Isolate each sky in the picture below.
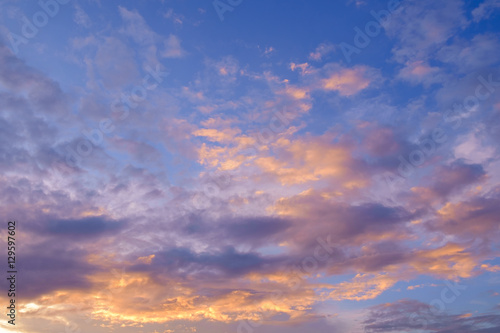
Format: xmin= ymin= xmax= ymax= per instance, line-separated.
xmin=0 ymin=0 xmax=500 ymax=332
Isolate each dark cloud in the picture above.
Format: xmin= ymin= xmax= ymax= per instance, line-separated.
xmin=348 ymin=241 xmax=410 ymax=272
xmin=131 ymin=198 xmax=418 ymax=282
xmin=46 ymin=216 xmax=126 ymax=236
xmin=0 ymin=42 xmax=76 ymax=178
xmin=275 ymin=192 xmax=415 ymax=247
xmin=364 ymin=299 xmax=500 ymax=333
xmin=405 ymin=160 xmax=487 ymax=207
xmin=9 ymin=241 xmax=99 ymax=299
xmin=224 ymin=217 xmax=290 ymax=242
xmin=133 ymin=246 xmax=284 ymax=281
xmin=0 ymin=43 xmax=69 ymax=117
xmin=177 ymin=215 xmax=290 ymax=248
xmin=425 ymin=187 xmax=500 ymax=240
xmin=430 ymin=161 xmax=485 ymax=196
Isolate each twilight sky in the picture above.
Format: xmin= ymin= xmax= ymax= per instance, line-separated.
xmin=1 ymin=0 xmax=500 ymax=332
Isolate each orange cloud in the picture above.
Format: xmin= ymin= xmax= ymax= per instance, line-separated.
xmin=321 ymin=67 xmax=371 ymax=96
xmin=16 ymin=268 xmax=322 ymax=328
xmin=255 ymin=137 xmax=368 ymax=188
xmin=398 ymin=60 xmax=440 ymax=84
xmin=410 ymin=243 xmax=479 ymax=279
xmin=193 ymin=128 xmax=241 ymax=143
xmin=284 ymin=86 xmax=310 ymax=99
xmin=430 ymin=195 xmax=500 ymax=239
xmin=324 ymin=273 xmax=400 ymax=301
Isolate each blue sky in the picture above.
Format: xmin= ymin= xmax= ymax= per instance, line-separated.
xmin=1 ymin=0 xmax=500 ymax=332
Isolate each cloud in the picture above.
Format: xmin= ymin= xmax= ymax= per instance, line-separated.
xmin=17 ymin=250 xmax=319 ymax=325
xmin=0 ymin=44 xmax=69 ymax=117
xmin=428 ymin=189 xmax=500 ymax=240
xmin=364 ymin=299 xmax=500 ymax=332
xmin=472 ymin=0 xmax=500 ymax=22
xmin=273 ymin=190 xmax=413 ymax=250
xmin=326 ymin=273 xmax=400 ymax=301
xmin=437 ymin=33 xmax=500 ymax=72
xmin=174 ymin=214 xmax=291 ymax=250
xmin=163 ymin=8 xmax=184 ymax=25
xmin=407 ymin=283 xmax=438 ymax=290
xmin=254 ymin=135 xmax=370 ymax=188
xmin=308 ymin=43 xmax=335 ymax=61
xmin=222 ymin=217 xmax=290 ymax=243
xmin=73 ymin=3 xmax=91 ymax=28
xmin=193 ymin=127 xmax=242 ymax=143
xmin=286 ymin=62 xmax=375 ymax=97
xmin=408 ymin=161 xmax=486 ymax=205
xmin=320 ymin=65 xmax=373 ymax=96
xmin=136 ymin=246 xmax=284 ymax=281
xmin=409 ymin=243 xmax=480 ymax=279
xmin=94 ymin=36 xmax=140 ymax=89
xmin=118 ymin=5 xmax=186 ymax=63
xmin=290 ymin=62 xmax=313 ymax=74
xmin=15 ymin=242 xmax=99 ymax=298
xmin=347 ymin=0 xmax=367 ymax=7
xmin=362 ymin=127 xmax=401 ymax=157
xmin=384 ymin=0 xmax=468 ymax=63
xmin=118 ymin=6 xmax=157 ymax=45
xmin=161 ymin=34 xmax=186 ymax=58
xmin=213 ymin=55 xmax=239 ymax=77
xmin=397 ymin=60 xmax=443 ymax=86
xmin=45 ymin=216 xmax=126 ymax=237
xmin=454 ymin=131 xmax=496 ymax=164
